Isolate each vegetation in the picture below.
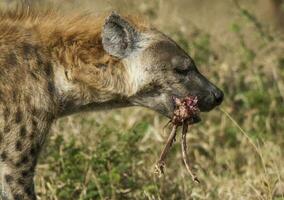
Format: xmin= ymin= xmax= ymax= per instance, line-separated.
xmin=3 ymin=0 xmax=284 ymax=199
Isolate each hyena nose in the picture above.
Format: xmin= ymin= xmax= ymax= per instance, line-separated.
xmin=212 ymin=89 xmax=224 ymax=105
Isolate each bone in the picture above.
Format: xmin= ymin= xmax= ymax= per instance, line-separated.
xmin=181 ymin=121 xmax=200 ymax=183
xmin=155 ymin=124 xmax=177 ymax=176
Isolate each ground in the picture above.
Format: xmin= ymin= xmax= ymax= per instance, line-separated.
xmin=1 ymin=0 xmax=284 ymax=199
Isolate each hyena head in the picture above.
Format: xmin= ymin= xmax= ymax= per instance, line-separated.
xmin=101 ymin=12 xmax=223 ymax=119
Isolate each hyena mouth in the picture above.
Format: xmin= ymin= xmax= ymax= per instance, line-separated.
xmin=171 ymin=96 xmax=201 ymax=125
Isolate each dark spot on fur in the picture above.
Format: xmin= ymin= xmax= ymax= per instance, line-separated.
xmin=21 ymin=170 xmax=30 ymax=178
xmin=4 ymin=107 xmax=10 ymax=121
xmin=29 ymin=165 xmax=36 ymax=172
xmin=30 ymin=147 xmax=36 ymax=157
xmin=30 ymin=131 xmax=36 ymax=139
xmin=32 ymin=119 xmax=37 ymax=128
xmin=47 ymin=81 xmax=54 ymax=93
xmin=22 ymin=43 xmax=33 ymax=58
xmin=15 ymin=141 xmax=23 ymax=151
xmin=17 ymin=178 xmax=25 ymax=185
xmin=13 ymin=194 xmax=23 ymax=200
xmin=31 ymin=108 xmax=38 ymax=116
xmin=21 ymin=155 xmax=29 ymax=164
xmin=35 ymin=49 xmax=44 ymax=64
xmin=5 ymin=174 xmax=14 ymax=183
xmin=96 ymin=63 xmax=108 ymax=69
xmin=0 ymin=151 xmax=7 ymax=161
xmin=32 ymin=157 xmax=37 ymax=167
xmin=30 ymin=71 xmax=39 ymax=80
xmin=36 ymin=58 xmax=44 ymax=68
xmin=25 ymin=96 xmax=31 ymax=105
xmin=4 ymin=125 xmax=11 ymax=133
xmin=6 ymin=53 xmax=18 ymax=66
xmin=15 ymin=109 xmax=22 ymax=123
xmin=16 ymin=155 xmax=29 ymax=167
xmin=44 ymin=62 xmax=53 ymax=76
xmin=12 ymin=90 xmax=17 ymax=102
xmin=24 ymin=185 xmax=34 ymax=197
xmin=20 ymin=126 xmax=27 ymax=138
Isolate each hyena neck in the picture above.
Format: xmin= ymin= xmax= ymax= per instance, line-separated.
xmin=37 ymin=15 xmax=137 ymax=116
xmin=52 ymin=62 xmax=133 ymax=117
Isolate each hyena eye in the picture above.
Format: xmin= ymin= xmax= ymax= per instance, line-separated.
xmin=172 ymin=57 xmax=192 ymax=75
xmin=174 ymin=67 xmax=190 ymax=75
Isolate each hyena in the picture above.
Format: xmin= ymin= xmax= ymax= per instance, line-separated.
xmin=0 ymin=8 xmax=223 ymax=200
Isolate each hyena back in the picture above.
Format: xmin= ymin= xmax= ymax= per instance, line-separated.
xmin=0 ymin=8 xmax=223 ymax=200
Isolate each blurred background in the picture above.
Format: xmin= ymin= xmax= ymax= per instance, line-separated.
xmin=1 ymin=0 xmax=284 ymax=199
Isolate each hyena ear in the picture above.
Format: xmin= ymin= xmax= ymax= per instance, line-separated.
xmin=102 ymin=12 xmax=139 ymax=58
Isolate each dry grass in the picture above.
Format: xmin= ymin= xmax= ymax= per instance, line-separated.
xmin=2 ymin=0 xmax=284 ymax=199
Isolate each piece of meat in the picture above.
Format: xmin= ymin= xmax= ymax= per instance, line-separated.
xmin=155 ymin=96 xmax=200 ymax=183
xmin=172 ymin=96 xmax=199 ymax=125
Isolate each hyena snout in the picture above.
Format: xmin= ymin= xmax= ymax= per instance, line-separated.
xmin=193 ymin=85 xmax=223 ymax=112
xmin=188 ymin=72 xmax=224 ymax=112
